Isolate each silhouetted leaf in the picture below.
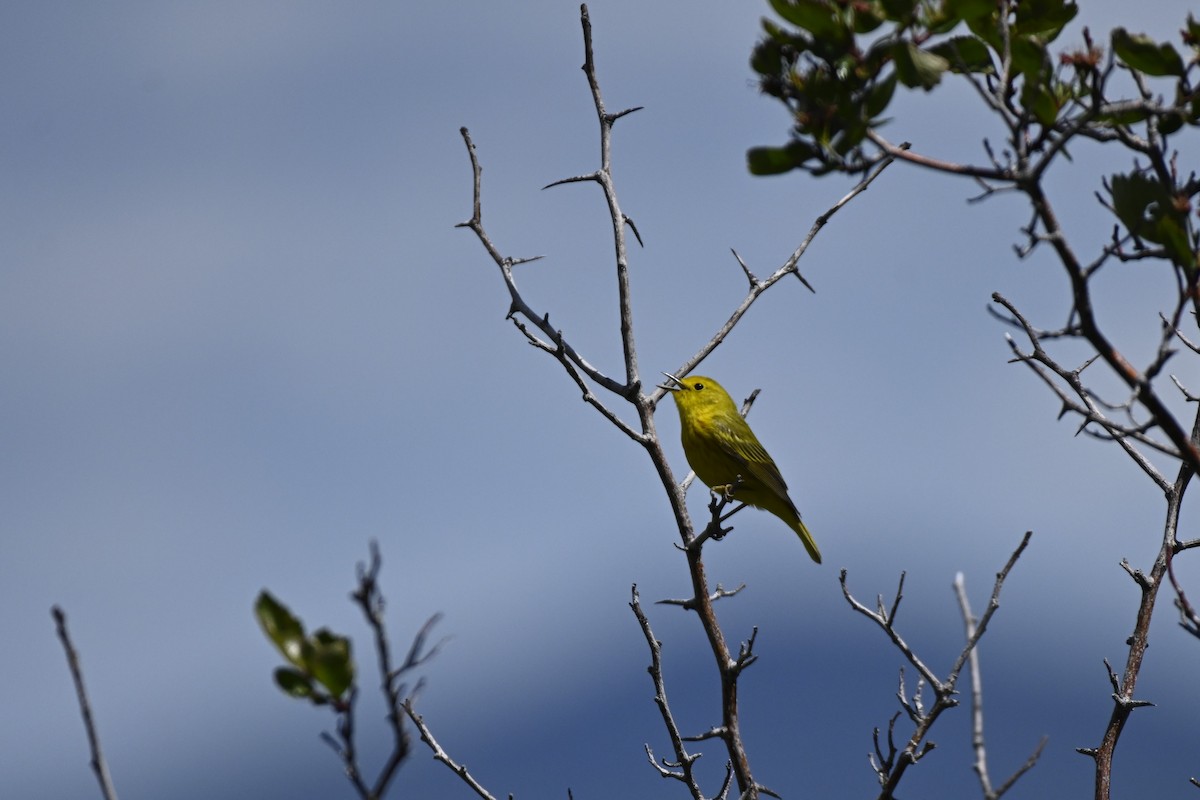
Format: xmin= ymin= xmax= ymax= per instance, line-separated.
xmin=929 ymin=36 xmax=995 ymax=74
xmin=274 ymin=667 xmax=317 ymax=699
xmin=865 ymin=73 xmax=898 ymax=118
xmin=1011 ymin=35 xmax=1049 ymax=78
xmin=1112 ymin=28 xmax=1186 ymax=76
xmin=1185 ymin=14 xmax=1200 ymax=51
xmin=308 ymin=628 xmax=354 ymax=699
xmin=943 ymin=0 xmax=995 ymax=21
xmin=851 ymin=1 xmax=886 ymax=33
xmin=1021 ymin=80 xmax=1060 ymax=125
xmin=1013 ymin=0 xmax=1077 ymax=40
xmin=1110 ymin=172 xmax=1196 ymax=270
xmin=769 ymin=0 xmax=844 ymax=41
xmin=747 ymin=142 xmax=817 ymax=175
xmin=892 ymin=41 xmax=949 ymax=89
xmin=880 ymin=0 xmax=917 ymax=21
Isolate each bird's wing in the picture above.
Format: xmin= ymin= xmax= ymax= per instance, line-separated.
xmin=712 ymin=417 xmax=792 ymax=501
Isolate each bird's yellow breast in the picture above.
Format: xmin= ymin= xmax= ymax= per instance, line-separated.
xmin=680 ymin=415 xmax=743 ymax=488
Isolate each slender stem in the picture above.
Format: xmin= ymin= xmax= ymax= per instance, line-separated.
xmin=630 ymin=585 xmax=705 ymax=799
xmin=954 ymin=574 xmax=994 ymax=799
xmin=403 ymin=700 xmax=499 ymax=800
xmin=578 ymin=5 xmax=641 ymax=391
xmin=1089 ymin=404 xmax=1200 ymax=800
xmin=1023 ymin=183 xmax=1200 ymax=475
xmin=52 ymin=607 xmax=119 ymax=800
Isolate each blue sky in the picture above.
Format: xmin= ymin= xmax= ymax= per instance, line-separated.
xmin=3 ymin=2 xmax=1198 ymax=798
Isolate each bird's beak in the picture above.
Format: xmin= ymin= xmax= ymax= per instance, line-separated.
xmin=658 ymin=371 xmax=683 ymax=391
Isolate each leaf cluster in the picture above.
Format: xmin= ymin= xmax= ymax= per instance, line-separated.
xmin=749 ymin=0 xmax=1200 ymax=181
xmin=255 ymin=590 xmax=355 ymax=705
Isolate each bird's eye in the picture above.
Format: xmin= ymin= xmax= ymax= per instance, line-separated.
xmin=693 ymin=382 xmax=704 ymax=391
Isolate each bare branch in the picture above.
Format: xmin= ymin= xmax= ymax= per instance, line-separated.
xmin=947 ymin=532 xmax=1032 ymax=680
xmin=461 ymin=8 xmax=899 ymax=798
xmin=955 ymin=569 xmax=1045 ymax=799
xmin=658 ymin=583 xmax=747 ymax=609
xmin=993 ymin=737 xmax=1048 ymax=798
xmin=994 ymin=292 xmax=1172 ymax=493
xmin=403 ymin=699 xmax=500 ymax=800
xmin=1085 ymin=404 xmax=1200 ymax=797
xmin=630 ymin=585 xmax=705 ymax=799
xmin=1168 ymin=549 xmax=1200 ymax=639
xmin=325 ymin=541 xmax=450 ymax=800
xmin=655 ymin=151 xmax=899 ymax=403
xmin=844 ymin=532 xmax=1033 ymax=799
xmin=52 ymin=607 xmax=119 ymax=800
xmin=840 ymin=571 xmax=944 ymax=692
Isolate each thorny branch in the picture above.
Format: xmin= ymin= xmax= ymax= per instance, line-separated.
xmin=1075 ymin=404 xmax=1200 ymax=800
xmin=848 ymin=2 xmax=1200 ymax=481
xmin=842 ymin=18 xmax=1200 ymax=795
xmin=652 ymin=151 xmax=900 ymax=403
xmin=992 ymin=292 xmax=1174 ymax=490
xmin=1168 ymin=551 xmax=1200 ymax=640
xmin=456 ymin=6 xmax=894 ymax=799
xmin=325 ymin=542 xmax=447 ymax=800
xmin=840 ymin=532 xmax=1033 ymax=799
xmin=994 ymin=287 xmax=1200 ymax=796
xmin=630 ymin=585 xmax=710 ymax=800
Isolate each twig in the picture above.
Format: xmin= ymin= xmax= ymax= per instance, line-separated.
xmin=994 ymin=292 xmax=1172 ymax=493
xmin=954 ymin=571 xmax=1045 ymax=799
xmin=52 ymin=606 xmax=119 ymax=800
xmin=327 ymin=541 xmax=449 ymax=800
xmin=843 ymin=532 xmax=1033 ymax=799
xmin=840 ymin=572 xmax=944 ymax=691
xmin=1168 ymin=549 xmax=1200 ymax=639
xmin=456 ymin=126 xmax=632 ymax=409
xmin=459 ymin=7 xmax=897 ymax=798
xmin=658 ymin=150 xmax=899 ymax=399
xmin=403 ymin=699 xmax=500 ymax=800
xmin=630 ymin=585 xmax=705 ymax=799
xmin=1082 ymin=404 xmax=1200 ymax=798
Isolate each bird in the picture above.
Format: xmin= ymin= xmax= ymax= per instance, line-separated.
xmin=660 ymin=373 xmax=821 ymax=563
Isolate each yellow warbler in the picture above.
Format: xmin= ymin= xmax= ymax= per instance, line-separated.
xmin=661 ymin=374 xmax=821 ymax=563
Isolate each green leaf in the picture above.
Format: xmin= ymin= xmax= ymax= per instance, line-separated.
xmin=1112 ymin=28 xmax=1186 ymax=77
xmin=274 ymin=667 xmax=317 ymax=699
xmin=1160 ymin=111 xmax=1185 ymax=136
xmin=1012 ymin=0 xmax=1077 ymax=41
xmin=1110 ymin=172 xmax=1196 ymax=270
xmin=864 ymin=73 xmax=898 ymax=119
xmin=1020 ymin=80 xmax=1061 ymax=126
xmin=1010 ymin=35 xmax=1049 ymax=78
xmin=255 ymin=591 xmax=306 ymax=666
xmin=892 ymin=41 xmax=949 ymax=89
xmin=308 ymin=628 xmax=355 ymax=699
xmin=747 ymin=142 xmax=817 ymax=175
xmin=879 ymin=0 xmax=917 ymax=21
xmin=768 ymin=0 xmax=843 ymax=41
xmin=1110 ymin=172 xmax=1162 ymax=233
xmin=928 ymin=36 xmax=995 ymax=74
xmin=1185 ymin=14 xmax=1200 ymax=51
xmin=750 ymin=37 xmax=785 ymax=76
xmin=851 ymin=1 xmax=886 ymax=33
xmin=943 ymin=0 xmax=995 ymax=22
xmin=965 ymin=12 xmax=1001 ymax=51
xmin=1097 ymin=106 xmax=1151 ymax=127
xmin=1158 ymin=221 xmax=1196 ymax=271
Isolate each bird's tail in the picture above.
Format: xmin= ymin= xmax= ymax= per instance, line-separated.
xmin=792 ymin=517 xmax=822 ymax=564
